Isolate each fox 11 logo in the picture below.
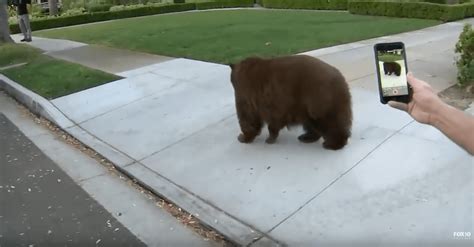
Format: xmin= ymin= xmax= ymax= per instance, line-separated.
xmin=453 ymin=231 xmax=471 ymax=240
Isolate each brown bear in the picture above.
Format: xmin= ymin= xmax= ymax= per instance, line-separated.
xmin=229 ymin=55 xmax=352 ymax=150
xmin=383 ymin=61 xmax=401 ymax=76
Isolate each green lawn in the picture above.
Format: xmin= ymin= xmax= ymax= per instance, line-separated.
xmin=378 ymin=53 xmax=403 ymax=62
xmin=0 ymin=44 xmax=41 ymax=67
xmin=0 ymin=44 xmax=120 ymax=99
xmin=36 ymin=10 xmax=440 ymax=64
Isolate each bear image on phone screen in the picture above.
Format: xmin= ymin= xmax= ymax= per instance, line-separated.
xmin=377 ymin=49 xmax=408 ymax=97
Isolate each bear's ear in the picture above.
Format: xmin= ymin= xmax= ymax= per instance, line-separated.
xmin=229 ymin=63 xmax=235 ymax=69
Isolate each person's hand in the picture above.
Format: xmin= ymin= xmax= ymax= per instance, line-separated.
xmin=388 ymin=73 xmax=444 ymax=125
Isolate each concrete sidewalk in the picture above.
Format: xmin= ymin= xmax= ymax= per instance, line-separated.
xmin=7 ymin=20 xmax=474 ymax=246
xmin=11 ymin=34 xmax=173 ymax=74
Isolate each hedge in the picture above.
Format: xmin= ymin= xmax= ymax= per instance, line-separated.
xmin=466 ymin=2 xmax=474 ymax=16
xmin=9 ymin=1 xmax=252 ymax=34
xmin=195 ymin=0 xmax=254 ymax=10
xmin=348 ymin=1 xmax=474 ymax=22
xmin=86 ymin=4 xmax=114 ymax=13
xmin=261 ymin=0 xmax=349 ymax=10
xmin=422 ymin=0 xmax=447 ymax=4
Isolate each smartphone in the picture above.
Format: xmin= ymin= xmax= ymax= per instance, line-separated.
xmin=374 ymin=42 xmax=411 ymax=104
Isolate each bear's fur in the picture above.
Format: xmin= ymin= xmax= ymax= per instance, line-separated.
xmin=229 ymin=55 xmax=352 ymax=150
xmin=383 ymin=61 xmax=401 ymax=76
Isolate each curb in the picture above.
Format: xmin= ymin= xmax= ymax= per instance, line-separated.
xmin=0 ymin=74 xmax=75 ymax=129
xmin=0 ymin=74 xmax=281 ymax=246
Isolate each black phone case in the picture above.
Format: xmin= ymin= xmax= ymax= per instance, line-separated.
xmin=374 ymin=42 xmax=411 ymax=104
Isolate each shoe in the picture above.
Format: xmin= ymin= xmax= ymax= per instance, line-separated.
xmin=25 ymin=38 xmax=32 ymax=42
xmin=20 ymin=38 xmax=27 ymax=42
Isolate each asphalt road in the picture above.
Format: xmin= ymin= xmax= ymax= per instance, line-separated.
xmin=0 ymin=113 xmax=146 ymax=247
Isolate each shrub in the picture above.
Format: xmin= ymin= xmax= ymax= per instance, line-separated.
xmin=86 ymin=3 xmax=113 ymax=12
xmin=9 ymin=16 xmax=17 ymax=25
xmin=348 ymin=1 xmax=473 ymax=21
xmin=61 ymin=0 xmax=85 ymax=11
xmin=261 ymin=0 xmax=349 ymax=10
xmin=30 ymin=3 xmax=44 ymax=16
xmin=465 ymin=2 xmax=474 ymax=16
xmin=455 ymin=24 xmax=474 ymax=85
xmin=195 ymin=0 xmax=254 ymax=9
xmin=62 ymin=7 xmax=87 ymax=16
xmin=441 ymin=4 xmax=467 ymax=20
xmin=110 ymin=4 xmax=147 ymax=11
xmin=115 ymin=3 xmax=169 ymax=12
xmin=422 ymin=0 xmax=447 ymax=4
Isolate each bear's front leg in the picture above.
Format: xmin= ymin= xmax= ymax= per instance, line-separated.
xmin=236 ymin=99 xmax=262 ymax=144
xmin=238 ymin=120 xmax=262 ymax=143
xmin=238 ymin=133 xmax=256 ymax=143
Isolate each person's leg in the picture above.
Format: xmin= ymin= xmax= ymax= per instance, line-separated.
xmin=18 ymin=15 xmax=27 ymax=41
xmin=21 ymin=14 xmax=32 ymax=41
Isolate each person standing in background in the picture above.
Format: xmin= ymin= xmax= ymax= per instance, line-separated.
xmin=14 ymin=0 xmax=32 ymax=42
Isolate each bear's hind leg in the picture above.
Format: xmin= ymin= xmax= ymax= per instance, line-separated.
xmin=322 ymin=131 xmax=349 ymax=150
xmin=318 ymin=113 xmax=351 ymax=150
xmin=298 ymin=120 xmax=322 ymax=143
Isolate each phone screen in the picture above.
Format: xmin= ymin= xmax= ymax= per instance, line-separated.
xmin=376 ymin=48 xmax=408 ymax=98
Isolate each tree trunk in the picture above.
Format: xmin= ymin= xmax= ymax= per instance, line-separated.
xmin=49 ymin=0 xmax=58 ymax=16
xmin=0 ymin=0 xmax=13 ymax=43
